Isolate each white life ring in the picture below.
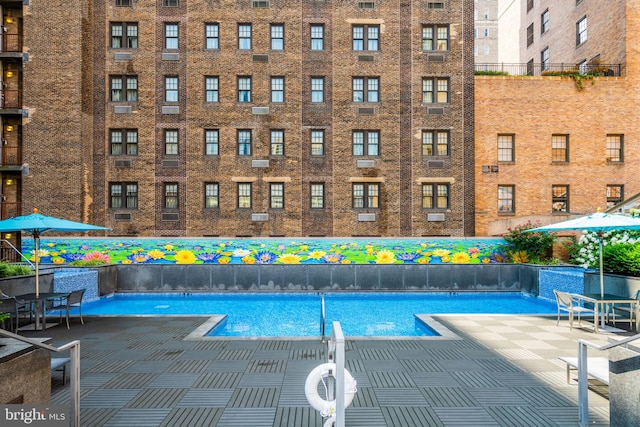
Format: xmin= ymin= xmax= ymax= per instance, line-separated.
xmin=305 ymin=362 xmax=357 ymax=418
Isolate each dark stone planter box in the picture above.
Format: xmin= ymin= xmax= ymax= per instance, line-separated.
xmin=584 ymin=271 xmax=640 ymax=297
xmin=0 ymin=271 xmax=54 ymax=296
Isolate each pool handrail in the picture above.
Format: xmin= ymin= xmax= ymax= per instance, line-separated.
xmin=320 ymin=293 xmax=326 ymax=342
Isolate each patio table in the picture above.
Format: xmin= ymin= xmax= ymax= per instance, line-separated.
xmin=575 ymin=293 xmax=636 ymax=333
xmin=15 ymin=292 xmax=69 ymax=331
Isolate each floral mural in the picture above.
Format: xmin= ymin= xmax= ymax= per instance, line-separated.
xmin=21 ymin=238 xmax=510 ymax=265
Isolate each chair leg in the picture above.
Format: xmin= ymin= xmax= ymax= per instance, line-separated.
xmin=66 ymin=306 xmax=70 ymax=329
xmin=79 ymin=305 xmax=83 ymax=325
xmin=569 ymin=311 xmax=573 ymax=330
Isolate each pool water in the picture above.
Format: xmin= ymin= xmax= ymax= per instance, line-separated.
xmin=78 ymin=292 xmax=557 ymax=337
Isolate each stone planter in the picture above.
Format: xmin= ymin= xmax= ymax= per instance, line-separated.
xmin=0 ymin=271 xmax=54 ymax=296
xmin=584 ymin=271 xmax=640 ymax=297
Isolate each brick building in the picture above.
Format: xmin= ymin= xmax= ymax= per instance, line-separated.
xmin=0 ymin=0 xmax=475 ymax=240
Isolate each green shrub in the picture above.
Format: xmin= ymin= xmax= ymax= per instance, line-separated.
xmin=503 ymin=221 xmax=556 ymax=262
xmin=0 ymin=262 xmax=32 ymax=278
xmin=70 ymin=259 xmax=108 ymax=266
xmin=602 ymin=243 xmax=640 ymax=277
xmin=474 ymin=70 xmax=509 ymax=76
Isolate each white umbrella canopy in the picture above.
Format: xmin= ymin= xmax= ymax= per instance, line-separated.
xmin=0 ymin=209 xmax=110 ymax=296
xmin=527 ymin=211 xmax=640 ymax=299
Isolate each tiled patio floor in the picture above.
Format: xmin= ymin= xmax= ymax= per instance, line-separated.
xmin=22 ymin=314 xmax=616 ymax=426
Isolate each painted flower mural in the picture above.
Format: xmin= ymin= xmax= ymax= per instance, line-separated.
xmin=20 ymin=238 xmax=510 ymax=265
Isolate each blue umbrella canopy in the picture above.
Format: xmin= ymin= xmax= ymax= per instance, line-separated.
xmin=0 ymin=209 xmax=109 ymax=296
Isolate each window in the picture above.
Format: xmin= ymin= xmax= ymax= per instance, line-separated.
xmin=498 ymin=185 xmax=514 ymax=213
xmin=115 ymin=0 xmax=132 ymax=6
xmin=271 ymin=130 xmax=284 ymax=156
xmin=271 ymin=24 xmax=284 ymax=50
xmin=110 ymin=182 xmax=138 ymax=209
xmin=422 ymin=77 xmax=449 ymax=103
xmin=541 ymin=47 xmax=549 ymax=71
xmin=352 ymin=25 xmax=379 ymax=51
xmin=541 ymin=9 xmax=549 ymax=34
xmin=527 ymin=59 xmax=534 ymax=75
xmin=422 ymin=130 xmax=449 ymax=156
xmin=422 ymin=25 xmax=449 ymax=51
xmin=111 ymin=22 xmax=138 ymax=49
xmin=606 ymin=134 xmax=623 ymax=162
xmin=576 ymin=16 xmax=587 ymax=45
xmin=205 ymin=129 xmax=219 ymax=155
xmin=205 ymin=23 xmax=219 ymax=49
xmin=311 ymin=130 xmax=324 ymax=156
xmin=110 ymin=129 xmax=138 ymax=155
xmin=578 ymin=59 xmax=588 ymax=74
xmin=164 ymin=130 xmax=179 ymax=155
xmin=237 ymin=130 xmax=252 ymax=155
xmin=484 ymin=29 xmax=489 ymax=37
xmin=527 ymin=0 xmax=533 ymax=12
xmin=352 ymin=77 xmax=379 ymax=103
xmin=311 ymin=25 xmax=324 ymax=50
xmin=353 ymin=183 xmax=380 ymax=208
xmin=311 ymin=183 xmax=325 ymax=208
xmin=607 ymin=185 xmax=624 ymax=208
xmin=552 ymin=185 xmax=568 ymax=212
xmin=238 ymin=183 xmax=252 ymax=208
xmin=497 ymin=134 xmax=514 ymax=162
xmin=526 ymin=24 xmax=534 ymax=47
xmin=165 ymin=23 xmax=178 ymax=49
xmin=238 ymin=24 xmax=252 ymax=50
xmin=238 ymin=76 xmax=251 ymax=102
xmin=205 ymin=183 xmax=219 ymax=208
xmin=165 ymin=76 xmax=178 ymax=102
xmin=163 ymin=0 xmax=179 ymax=6
xmin=353 ymin=130 xmax=379 ymax=156
xmin=205 ymin=76 xmax=219 ymax=103
xmin=422 ymin=183 xmax=449 ymax=209
xmin=164 ymin=183 xmax=178 ymax=209
xmin=311 ymin=77 xmax=324 ymax=103
xmin=552 ymin=134 xmax=568 ymax=162
xmin=110 ymin=75 xmax=137 ymax=101
xmin=271 ymin=77 xmax=284 ymax=103
xmin=270 ymin=183 xmax=284 ymax=209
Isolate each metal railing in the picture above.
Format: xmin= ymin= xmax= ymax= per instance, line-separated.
xmin=327 ymin=322 xmax=346 ymax=427
xmin=577 ymin=333 xmax=640 ymax=426
xmin=475 ymin=62 xmax=622 ymax=77
xmin=0 ymin=239 xmax=32 ymax=266
xmin=0 ymin=329 xmax=80 ymax=427
xmin=320 ymin=293 xmax=326 ymax=342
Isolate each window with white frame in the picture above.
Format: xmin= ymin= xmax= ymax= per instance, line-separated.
xmin=110 ymin=129 xmax=138 ymax=155
xmin=353 ymin=25 xmax=379 ymax=51
xmin=205 ymin=76 xmax=219 ymax=103
xmin=422 ymin=77 xmax=449 ymax=103
xmin=110 ymin=75 xmax=137 ymax=101
xmin=164 ymin=130 xmax=179 ymax=155
xmin=311 ymin=24 xmax=324 ymax=50
xmin=311 ymin=183 xmax=325 ymax=208
xmin=353 ymin=183 xmax=380 ymax=208
xmin=422 ymin=130 xmax=449 ymax=156
xmin=311 ymin=130 xmax=324 ymax=156
xmin=165 ymin=76 xmax=178 ymax=102
xmin=238 ymin=24 xmax=252 ymax=50
xmin=422 ymin=183 xmax=449 ymax=209
xmin=498 ymin=185 xmax=514 ymax=213
xmin=164 ymin=183 xmax=179 ymax=209
xmin=205 ymin=23 xmax=219 ymax=49
xmin=205 ymin=183 xmax=219 ymax=208
xmin=238 ymin=183 xmax=252 ymax=208
xmin=352 ymin=77 xmax=379 ymax=103
xmin=111 ymin=22 xmax=138 ymax=49
xmin=271 ymin=24 xmax=284 ymax=50
xmin=541 ymin=47 xmax=549 ymax=71
xmin=552 ymin=134 xmax=568 ymax=162
xmin=270 ymin=183 xmax=284 ymax=209
xmin=165 ymin=23 xmax=178 ymax=49
xmin=204 ymin=129 xmax=219 ymax=155
xmin=541 ymin=9 xmax=549 ymax=34
xmin=497 ymin=134 xmax=514 ymax=162
xmin=238 ymin=76 xmax=251 ymax=102
xmin=576 ymin=16 xmax=587 ymax=45
xmin=271 ymin=76 xmax=284 ymax=103
xmin=271 ymin=130 xmax=284 ymax=156
xmin=311 ymin=77 xmax=324 ymax=102
xmin=237 ymin=130 xmax=252 ymax=155
xmin=110 ymin=182 xmax=138 ymax=208
xmin=353 ymin=130 xmax=379 ymax=156
xmin=422 ymin=25 xmax=449 ymax=51
xmin=606 ymin=134 xmax=623 ymax=162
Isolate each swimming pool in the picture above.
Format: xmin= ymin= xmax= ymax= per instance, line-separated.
xmin=78 ymin=292 xmax=557 ymax=338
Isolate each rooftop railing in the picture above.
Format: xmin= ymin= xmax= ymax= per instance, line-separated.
xmin=475 ymin=62 xmax=622 ymax=77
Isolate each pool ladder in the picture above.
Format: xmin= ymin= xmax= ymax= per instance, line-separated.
xmin=320 ymin=293 xmax=326 ymax=342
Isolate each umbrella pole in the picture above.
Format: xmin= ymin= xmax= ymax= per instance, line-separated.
xmin=35 ymin=235 xmax=39 ymax=298
xmin=598 ymin=233 xmax=605 ymax=328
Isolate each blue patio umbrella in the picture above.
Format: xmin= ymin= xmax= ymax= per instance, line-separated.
xmin=0 ymin=209 xmax=110 ymax=297
xmin=527 ymin=211 xmax=640 ymax=300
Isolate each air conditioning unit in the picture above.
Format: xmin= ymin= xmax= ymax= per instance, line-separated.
xmin=358 ymin=2 xmax=375 ymax=8
xmin=358 ymin=55 xmax=374 ymax=62
xmin=252 ymin=107 xmax=269 ymax=115
xmin=252 ymin=0 xmax=269 ymax=7
xmin=161 ymin=53 xmax=180 ymax=61
xmin=427 ymin=107 xmax=445 ymax=115
xmin=426 ymin=54 xmax=445 ymax=62
xmin=356 ymin=159 xmax=376 ymax=168
xmin=252 ymin=54 xmax=269 ymax=63
xmin=161 ymin=213 xmax=179 ymax=221
xmin=358 ymin=107 xmax=375 ymax=115
xmin=113 ymin=105 xmax=132 ymax=114
xmin=114 ymin=52 xmax=132 ymax=61
xmin=114 ymin=213 xmax=131 ymax=220
xmin=358 ymin=213 xmax=376 ymax=222
xmin=251 ymin=213 xmax=269 ymax=222
xmin=427 ymin=160 xmax=445 ymax=169
xmin=162 ymin=159 xmax=180 ymax=168
xmin=427 ymin=213 xmax=445 ymax=222
xmin=427 ymin=2 xmax=445 ymax=9
xmin=114 ymin=159 xmax=132 ymax=168
xmin=162 ymin=106 xmax=179 ymax=115
xmin=251 ymin=159 xmax=270 ymax=168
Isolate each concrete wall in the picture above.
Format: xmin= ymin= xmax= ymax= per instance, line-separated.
xmin=0 ymin=347 xmax=50 ymax=404
xmin=609 ymin=343 xmax=640 ymax=427
xmin=584 ymin=272 xmax=640 ymax=298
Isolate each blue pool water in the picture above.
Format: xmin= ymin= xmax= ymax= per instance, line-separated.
xmin=78 ymin=292 xmax=557 ymax=337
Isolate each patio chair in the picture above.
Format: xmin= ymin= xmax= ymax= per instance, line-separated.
xmin=51 ymin=289 xmax=86 ymax=329
xmin=554 ymin=290 xmax=595 ymax=330
xmin=612 ymin=290 xmax=640 ymax=332
xmin=0 ymin=296 xmax=32 ymax=332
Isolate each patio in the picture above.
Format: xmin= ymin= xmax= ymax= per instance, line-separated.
xmin=23 ymin=314 xmax=615 ymax=426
